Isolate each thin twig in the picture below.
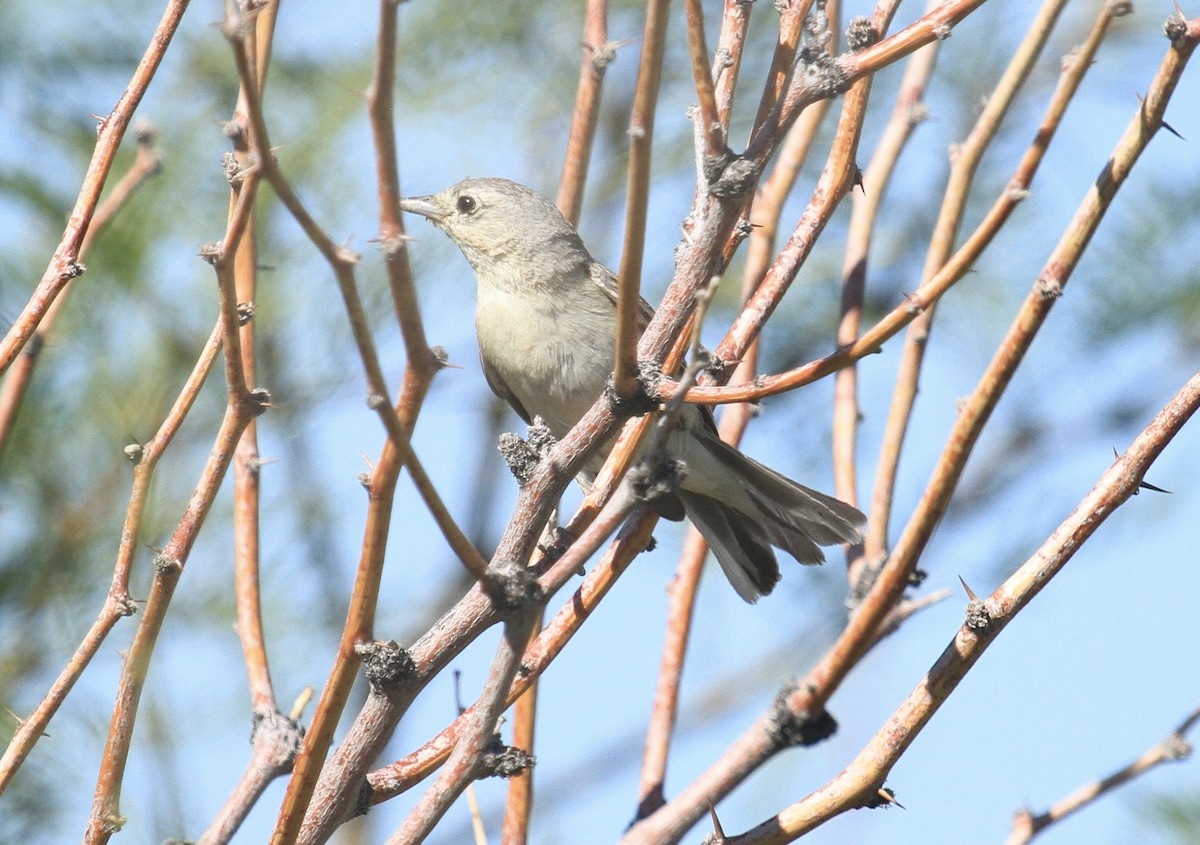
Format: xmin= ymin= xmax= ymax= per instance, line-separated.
xmin=671 ymin=0 xmax=1130 ymax=409
xmin=0 ymin=0 xmax=191 ymax=375
xmin=776 ymin=0 xmax=1198 ymax=782
xmin=365 ymin=507 xmax=657 ymax=803
xmin=834 ymin=0 xmax=939 ymax=522
xmin=621 ymin=14 xmax=1200 ymax=844
xmin=868 ymin=0 xmax=1072 ymax=555
xmin=0 ymin=320 xmax=222 ymax=793
xmin=385 ymin=616 xmax=538 ymax=845
xmin=734 ymin=368 xmax=1200 ymax=843
xmin=0 ymin=130 xmax=163 ymax=460
xmin=684 ymin=0 xmax=724 ymax=160
xmin=558 ymin=0 xmax=612 ymax=226
xmin=613 ymin=0 xmax=671 ymax=400
xmin=710 ymin=0 xmax=754 ymax=130
xmin=1006 ymin=704 xmax=1200 ymax=845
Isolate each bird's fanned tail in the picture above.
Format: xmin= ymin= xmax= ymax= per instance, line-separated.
xmin=677 ymin=434 xmax=865 ymax=603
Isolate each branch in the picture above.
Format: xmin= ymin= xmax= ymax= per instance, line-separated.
xmin=868 ymin=0 xmax=1079 ymax=553
xmin=0 ymin=0 xmax=191 ymax=375
xmin=732 ymin=365 xmax=1200 ymax=843
xmin=1006 ymin=704 xmax=1200 ymax=845
xmin=0 ymin=127 xmax=163 ymax=460
xmin=556 ymin=0 xmax=612 ymax=225
xmin=614 ymin=0 xmax=672 ymax=400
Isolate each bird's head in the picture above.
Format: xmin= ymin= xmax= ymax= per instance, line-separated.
xmin=400 ymin=178 xmax=591 ymax=283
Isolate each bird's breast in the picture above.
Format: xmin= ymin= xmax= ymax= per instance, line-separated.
xmin=475 ymin=283 xmax=616 ymax=437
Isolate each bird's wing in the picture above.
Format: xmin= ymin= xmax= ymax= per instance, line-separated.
xmin=480 ymin=352 xmax=533 ymax=424
xmin=590 ymin=261 xmax=723 ymax=436
xmin=589 ymin=262 xmax=655 ymax=333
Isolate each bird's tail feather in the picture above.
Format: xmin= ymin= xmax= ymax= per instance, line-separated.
xmin=678 ymin=435 xmax=865 ymax=603
xmin=679 ymin=492 xmax=779 ymax=603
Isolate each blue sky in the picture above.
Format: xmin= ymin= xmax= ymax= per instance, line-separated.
xmin=2 ymin=1 xmax=1199 ymax=843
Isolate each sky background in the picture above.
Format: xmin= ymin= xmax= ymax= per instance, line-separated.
xmin=2 ymin=1 xmax=1199 ymax=843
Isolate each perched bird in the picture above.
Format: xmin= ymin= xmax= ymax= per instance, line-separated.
xmin=400 ymin=177 xmax=863 ymax=601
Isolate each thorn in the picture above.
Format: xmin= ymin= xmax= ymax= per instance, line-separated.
xmin=5 ymin=708 xmax=50 ymax=738
xmin=708 ymin=800 xmax=726 ymax=840
xmin=1161 ymin=119 xmax=1185 ymax=141
xmin=877 ymin=786 xmax=905 ymax=809
xmin=1113 ymin=447 xmax=1172 ymax=494
xmin=957 ymin=575 xmax=979 ymax=602
xmin=453 ymin=669 xmax=467 ymax=715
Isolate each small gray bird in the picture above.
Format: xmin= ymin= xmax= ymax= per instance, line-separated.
xmin=400 ymin=177 xmax=863 ymax=601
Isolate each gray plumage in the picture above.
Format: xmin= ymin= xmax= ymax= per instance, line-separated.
xmin=400 ymin=177 xmax=863 ymax=602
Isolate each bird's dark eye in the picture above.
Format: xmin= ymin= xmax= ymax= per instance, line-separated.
xmin=456 ymin=195 xmax=477 ymax=214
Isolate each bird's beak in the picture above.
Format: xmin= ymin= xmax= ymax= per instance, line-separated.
xmin=399 ymin=195 xmax=448 ymax=222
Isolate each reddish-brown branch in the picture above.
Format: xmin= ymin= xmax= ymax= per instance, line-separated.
xmin=0 ymin=320 xmax=222 ymax=791
xmin=710 ymin=0 xmax=753 ymax=130
xmin=229 ymin=1 xmax=283 ymax=724
xmin=747 ymin=0 xmax=814 ymax=141
xmin=731 ymin=367 xmax=1200 ymax=843
xmin=0 ymin=132 xmax=163 ymax=460
xmin=499 ymin=613 xmax=542 ymax=845
xmin=868 ymin=0 xmax=1073 ymax=555
xmin=1006 ymin=704 xmax=1200 ymax=845
xmin=557 ymin=0 xmax=611 ymax=225
xmin=387 ymin=615 xmax=538 ymax=845
xmin=684 ymin=0 xmax=724 ymax=159
xmin=746 ymin=0 xmax=987 ymax=168
xmin=623 ymin=16 xmax=1199 ymax=843
xmin=613 ymin=0 xmax=671 ymax=400
xmin=0 ymin=0 xmax=191 ymax=376
xmin=669 ymin=0 xmax=1131 ymax=411
xmin=87 ymin=384 xmax=267 ymax=844
xmin=365 ymin=508 xmax=657 ymax=804
xmin=834 ymin=1 xmax=939 ymax=523
xmin=780 ymin=0 xmax=1198 ymax=767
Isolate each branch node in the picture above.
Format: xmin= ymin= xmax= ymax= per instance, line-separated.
xmin=498 ymin=418 xmax=556 ymax=486
xmin=245 ymin=387 xmax=272 ymax=417
xmin=606 ymin=363 xmax=663 ymax=417
xmin=710 ymin=154 xmax=762 ymax=199
xmin=153 ymin=552 xmax=183 ymax=576
xmin=629 ymin=450 xmax=687 ymax=505
xmin=1164 ymin=13 xmax=1189 ymax=46
xmin=1164 ymin=735 xmax=1193 ymax=761
xmin=768 ymin=684 xmax=838 ymax=749
xmin=478 ymin=733 xmax=536 ymax=779
xmin=846 ymin=16 xmax=879 ymax=51
xmin=199 ymin=242 xmax=222 ymax=265
xmin=869 ymin=786 xmax=904 ymax=809
xmin=964 ymin=596 xmax=992 ymax=630
xmin=1034 ymin=273 xmax=1064 ymax=300
xmin=251 ymin=708 xmax=305 ymax=773
xmin=222 ymin=151 xmax=244 ymax=186
xmin=237 ymin=301 xmax=255 ymax=325
xmin=481 ymin=559 xmax=544 ymax=614
xmin=591 ymin=38 xmax=631 ymax=71
xmin=355 ymin=640 xmax=418 ymax=693
xmin=536 ymin=526 xmax=576 ymax=569
xmin=124 ymin=442 xmax=144 ymax=464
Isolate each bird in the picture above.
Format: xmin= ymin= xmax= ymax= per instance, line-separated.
xmin=400 ymin=177 xmax=863 ymax=601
